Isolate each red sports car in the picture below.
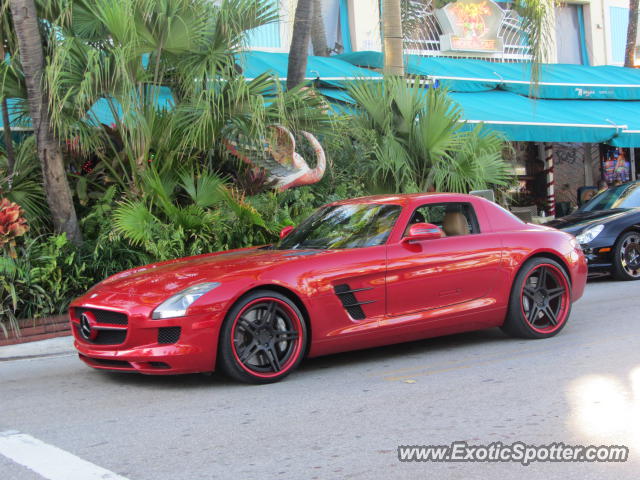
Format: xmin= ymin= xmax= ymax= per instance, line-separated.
xmin=70 ymin=193 xmax=587 ymax=383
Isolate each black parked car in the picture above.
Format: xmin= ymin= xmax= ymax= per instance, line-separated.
xmin=547 ymin=181 xmax=640 ymax=280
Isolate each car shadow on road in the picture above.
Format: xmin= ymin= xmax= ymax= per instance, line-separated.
xmin=93 ymin=328 xmax=526 ymax=388
xmin=97 ymin=369 xmax=235 ymax=389
xmin=298 ymin=327 xmax=511 ymax=374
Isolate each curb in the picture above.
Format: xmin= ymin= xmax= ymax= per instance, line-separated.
xmin=0 ymin=335 xmax=76 ymax=362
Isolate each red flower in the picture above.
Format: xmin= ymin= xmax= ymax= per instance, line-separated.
xmin=0 ymin=198 xmax=29 ymax=257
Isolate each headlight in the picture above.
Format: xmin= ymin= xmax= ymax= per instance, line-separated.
xmin=575 ymin=224 xmax=604 ymax=245
xmin=152 ymin=282 xmax=220 ymax=319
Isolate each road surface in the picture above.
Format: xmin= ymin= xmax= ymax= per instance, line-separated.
xmin=1 ymin=278 xmax=639 ymax=479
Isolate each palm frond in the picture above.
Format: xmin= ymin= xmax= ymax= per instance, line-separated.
xmin=112 ymin=199 xmax=162 ymax=246
xmin=178 ymin=169 xmax=226 ymax=208
xmin=513 ymin=0 xmax=556 ymax=87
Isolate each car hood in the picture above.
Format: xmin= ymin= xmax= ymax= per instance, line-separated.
xmin=94 ymin=246 xmax=321 ymax=297
xmin=546 ymin=208 xmax=630 ymax=234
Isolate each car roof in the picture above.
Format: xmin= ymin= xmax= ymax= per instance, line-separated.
xmin=329 ymin=192 xmax=477 ymax=207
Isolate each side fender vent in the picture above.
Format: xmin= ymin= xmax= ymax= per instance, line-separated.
xmin=334 ymin=284 xmax=374 ymax=320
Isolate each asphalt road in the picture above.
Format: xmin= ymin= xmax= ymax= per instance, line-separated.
xmin=1 ymin=278 xmax=639 ymax=480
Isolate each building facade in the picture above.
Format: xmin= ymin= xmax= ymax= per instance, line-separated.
xmin=244 ymin=0 xmax=639 ymax=213
xmin=246 ymin=1 xmax=639 ymax=66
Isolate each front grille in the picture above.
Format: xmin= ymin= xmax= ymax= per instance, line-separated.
xmin=157 ymin=327 xmax=181 ymax=344
xmin=74 ymin=307 xmax=128 ymax=325
xmin=73 ymin=325 xmax=127 ymax=345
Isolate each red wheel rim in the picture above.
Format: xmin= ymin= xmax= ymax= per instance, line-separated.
xmin=230 ymin=297 xmax=303 ymax=378
xmin=520 ymin=264 xmax=570 ymax=334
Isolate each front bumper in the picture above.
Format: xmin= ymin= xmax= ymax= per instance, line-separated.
xmin=581 ymin=246 xmax=614 ymax=275
xmin=70 ymin=307 xmax=224 ymax=375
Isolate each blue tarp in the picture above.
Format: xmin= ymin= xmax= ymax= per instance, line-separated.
xmin=336 ymin=51 xmax=640 ymax=100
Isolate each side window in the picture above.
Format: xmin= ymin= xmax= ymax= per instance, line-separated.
xmin=406 ymin=202 xmax=480 ymax=237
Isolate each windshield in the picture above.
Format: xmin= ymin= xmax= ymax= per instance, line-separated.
xmin=277 ymin=203 xmax=402 ymax=250
xmin=579 ymin=183 xmax=640 ymax=212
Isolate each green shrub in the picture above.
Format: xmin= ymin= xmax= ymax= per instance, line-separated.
xmin=0 ymin=234 xmax=91 ymax=335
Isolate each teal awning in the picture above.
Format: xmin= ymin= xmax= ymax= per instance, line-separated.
xmin=314 ymin=87 xmax=640 ymax=147
xmin=333 ymin=51 xmax=640 ymax=146
xmin=0 ymin=98 xmax=32 ymax=131
xmin=336 ymin=51 xmax=640 ymax=100
xmin=87 ymin=88 xmax=175 ymax=126
xmin=450 ymin=91 xmax=629 ymax=144
xmin=236 ymin=51 xmax=382 ymax=87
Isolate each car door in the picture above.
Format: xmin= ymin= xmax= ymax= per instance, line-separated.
xmin=385 ymin=201 xmax=503 ymax=319
xmin=296 ymin=203 xmax=402 ymax=343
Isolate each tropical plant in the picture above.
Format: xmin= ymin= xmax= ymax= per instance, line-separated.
xmin=0 ymin=197 xmax=28 ymax=257
xmin=111 ymin=166 xmax=270 ymax=261
xmin=39 ymin=0 xmax=333 ymax=194
xmin=347 ymin=76 xmax=513 ymax=193
xmin=8 ymin=0 xmax=82 ymax=244
xmin=0 ymin=136 xmax=49 ymax=229
xmin=1 ymin=233 xmax=90 ymax=337
xmin=75 ymin=185 xmax=142 ymax=278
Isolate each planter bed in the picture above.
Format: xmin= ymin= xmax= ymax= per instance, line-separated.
xmin=0 ymin=314 xmax=70 ymax=346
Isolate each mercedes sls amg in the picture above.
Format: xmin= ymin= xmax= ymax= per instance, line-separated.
xmin=70 ymin=193 xmax=587 ymax=383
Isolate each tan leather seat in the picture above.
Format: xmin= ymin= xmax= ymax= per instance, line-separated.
xmin=442 ymin=212 xmax=469 ymax=236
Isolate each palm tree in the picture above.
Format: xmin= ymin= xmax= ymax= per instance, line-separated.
xmin=41 ymin=0 xmax=331 ymax=188
xmin=383 ymin=0 xmax=404 ymax=76
xmin=512 ymin=0 xmax=555 ymax=81
xmin=625 ymin=0 xmax=639 ymax=67
xmin=287 ymin=0 xmax=314 ymax=89
xmin=311 ymin=0 xmax=328 ymax=56
xmin=347 ymin=76 xmax=512 ymax=193
xmin=8 ymin=0 xmax=82 ymax=244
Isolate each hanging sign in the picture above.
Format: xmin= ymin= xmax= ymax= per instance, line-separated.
xmin=435 ymin=0 xmax=505 ymax=53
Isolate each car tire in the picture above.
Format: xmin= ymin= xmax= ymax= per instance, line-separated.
xmin=611 ymin=231 xmax=640 ymax=281
xmin=501 ymin=257 xmax=572 ymax=339
xmin=218 ymin=290 xmax=307 ymax=384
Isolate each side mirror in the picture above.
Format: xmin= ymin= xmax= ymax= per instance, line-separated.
xmin=279 ymin=225 xmax=294 ymax=239
xmin=403 ymin=223 xmax=443 ymax=243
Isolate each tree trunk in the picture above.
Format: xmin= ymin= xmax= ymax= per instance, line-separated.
xmin=287 ymin=0 xmax=313 ymax=89
xmin=9 ymin=0 xmax=82 ymax=244
xmin=625 ymin=0 xmax=639 ymax=67
xmin=310 ymin=0 xmax=328 ymax=56
xmin=383 ymin=0 xmax=404 ymax=76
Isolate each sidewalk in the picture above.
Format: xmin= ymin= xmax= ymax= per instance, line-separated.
xmin=0 ymin=336 xmax=76 ymax=361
